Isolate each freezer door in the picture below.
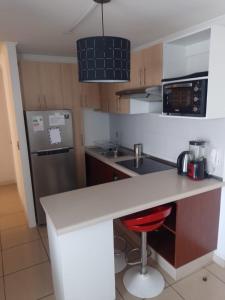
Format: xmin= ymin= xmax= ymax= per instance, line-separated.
xmin=31 ymin=148 xmax=76 ymax=225
xmin=25 ymin=110 xmax=74 ymax=152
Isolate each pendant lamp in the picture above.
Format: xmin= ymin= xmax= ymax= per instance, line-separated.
xmin=77 ymin=0 xmax=130 ymax=83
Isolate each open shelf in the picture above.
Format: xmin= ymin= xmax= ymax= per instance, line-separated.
xmin=163 ymin=202 xmax=176 ymax=234
xmin=148 ymin=228 xmax=175 ymax=266
xmin=163 ymin=28 xmax=211 ymax=79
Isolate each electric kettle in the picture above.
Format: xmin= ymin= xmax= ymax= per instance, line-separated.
xmin=177 ymin=151 xmax=192 ymax=175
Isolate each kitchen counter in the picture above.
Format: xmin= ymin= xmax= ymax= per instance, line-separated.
xmin=41 ymin=148 xmax=224 ymax=300
xmin=41 ymin=166 xmax=223 ymax=236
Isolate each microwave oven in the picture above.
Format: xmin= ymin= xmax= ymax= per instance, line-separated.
xmin=162 ymin=72 xmax=208 ymax=117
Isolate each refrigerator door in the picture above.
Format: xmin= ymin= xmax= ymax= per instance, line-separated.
xmin=31 ymin=148 xmax=76 ymax=225
xmin=25 ymin=110 xmax=74 ymax=153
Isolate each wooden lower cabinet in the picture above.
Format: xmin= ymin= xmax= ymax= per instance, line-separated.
xmin=85 ymin=154 xmax=130 ymax=186
xmin=148 ymin=189 xmax=221 ymax=268
xmin=86 ymin=154 xmax=221 ymax=268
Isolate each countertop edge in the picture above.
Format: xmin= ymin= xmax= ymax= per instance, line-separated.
xmin=54 ymin=180 xmax=224 ymax=236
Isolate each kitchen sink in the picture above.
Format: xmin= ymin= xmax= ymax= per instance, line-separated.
xmin=100 ymin=149 xmax=129 ymax=158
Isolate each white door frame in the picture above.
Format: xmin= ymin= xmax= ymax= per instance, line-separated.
xmin=0 ymin=42 xmax=36 ymax=227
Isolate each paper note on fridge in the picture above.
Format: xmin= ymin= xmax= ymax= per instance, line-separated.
xmin=49 ymin=113 xmax=65 ymax=126
xmin=32 ymin=116 xmax=44 ymax=132
xmin=49 ymin=128 xmax=62 ymax=144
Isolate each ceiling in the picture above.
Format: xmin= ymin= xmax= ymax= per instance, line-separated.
xmin=0 ymin=0 xmax=225 ymax=56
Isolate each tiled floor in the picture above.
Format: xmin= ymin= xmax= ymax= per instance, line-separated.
xmin=0 ymin=184 xmax=225 ymax=300
xmin=0 ymin=184 xmax=54 ymax=300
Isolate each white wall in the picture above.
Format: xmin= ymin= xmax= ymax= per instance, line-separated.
xmin=0 ymin=70 xmax=15 ymax=184
xmin=0 ymin=42 xmax=36 ymax=227
xmin=83 ymin=109 xmax=110 ymax=146
xmin=110 ymin=113 xmax=225 ymax=177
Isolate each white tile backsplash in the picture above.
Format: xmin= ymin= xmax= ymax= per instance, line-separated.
xmin=110 ymin=113 xmax=225 ymax=178
xmin=83 ymin=109 xmax=110 ymax=146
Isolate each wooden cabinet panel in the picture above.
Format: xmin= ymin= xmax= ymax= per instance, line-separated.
xmin=61 ymin=64 xmax=78 ymax=109
xmin=142 ymin=44 xmax=163 ymax=86
xmin=100 ymin=84 xmax=130 ymax=114
xmin=80 ymin=83 xmax=101 ymax=110
xmin=148 ymin=189 xmax=221 ymax=268
xmin=74 ymin=146 xmax=86 ymax=188
xmin=85 ymin=154 xmax=130 ymax=186
xmin=130 ymin=52 xmax=142 ymax=88
xmin=20 ymin=61 xmax=81 ymax=111
xmin=108 ymin=85 xmax=118 ymax=114
xmin=175 ymin=189 xmax=221 ymax=267
xmin=100 ymin=85 xmax=109 ymax=112
xmin=85 ymin=154 xmax=112 ymax=186
xmin=39 ymin=62 xmax=64 ymax=109
xmin=100 ymin=84 xmax=116 ymax=113
xmin=19 ymin=61 xmax=42 ymax=110
xmin=117 ymin=97 xmax=130 ymax=114
xmin=72 ymin=108 xmax=84 ymax=148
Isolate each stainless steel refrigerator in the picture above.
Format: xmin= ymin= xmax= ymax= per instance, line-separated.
xmin=25 ymin=110 xmax=76 ymax=225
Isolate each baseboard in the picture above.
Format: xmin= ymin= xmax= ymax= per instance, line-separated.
xmin=0 ymin=180 xmax=16 ymax=186
xmin=213 ymin=253 xmax=225 ymax=267
xmin=152 ymin=250 xmax=213 ymax=281
xmin=114 ymin=220 xmax=214 ymax=281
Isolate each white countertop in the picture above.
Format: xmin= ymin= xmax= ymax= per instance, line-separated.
xmin=41 ymin=160 xmax=224 ymax=235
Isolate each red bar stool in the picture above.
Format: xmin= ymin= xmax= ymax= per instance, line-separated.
xmin=121 ymin=205 xmax=172 ymax=299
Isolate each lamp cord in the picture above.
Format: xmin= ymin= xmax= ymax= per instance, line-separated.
xmin=101 ymin=2 xmax=104 ymax=36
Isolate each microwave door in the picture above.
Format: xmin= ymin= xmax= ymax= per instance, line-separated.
xmin=164 ymin=83 xmax=194 ymax=115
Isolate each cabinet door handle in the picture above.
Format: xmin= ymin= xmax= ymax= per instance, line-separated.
xmin=38 ymin=96 xmax=42 ymax=109
xmin=117 ymin=97 xmax=120 ymax=113
xmin=144 ymin=67 xmax=146 ymax=86
xmin=113 ymin=175 xmax=119 ymax=181
xmin=139 ymin=69 xmax=142 ymax=86
xmin=43 ymin=95 xmax=47 ymax=109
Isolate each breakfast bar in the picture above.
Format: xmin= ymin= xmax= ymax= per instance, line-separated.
xmin=41 ymin=169 xmax=224 ymax=300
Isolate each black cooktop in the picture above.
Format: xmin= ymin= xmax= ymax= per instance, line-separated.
xmin=116 ymin=157 xmax=174 ymax=175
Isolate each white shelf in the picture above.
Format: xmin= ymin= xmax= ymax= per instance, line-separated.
xmin=163 ymin=28 xmax=211 ymax=79
xmin=163 ymin=25 xmax=225 ymax=119
xmin=159 ymin=114 xmax=207 ymax=120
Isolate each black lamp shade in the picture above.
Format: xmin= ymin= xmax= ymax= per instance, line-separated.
xmin=77 ymin=36 xmax=130 ymax=83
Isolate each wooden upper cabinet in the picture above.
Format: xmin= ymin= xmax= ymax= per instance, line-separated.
xmin=80 ymin=83 xmax=101 ymax=110
xmin=39 ymin=62 xmax=64 ymax=109
xmin=128 ymin=43 xmax=163 ymax=89
xmin=130 ymin=51 xmax=142 ymax=88
xmin=100 ymin=83 xmax=130 ymax=114
xmin=61 ymin=63 xmax=80 ymax=110
xmin=100 ymin=84 xmax=110 ymax=112
xmin=141 ymin=43 xmax=163 ymax=86
xmin=19 ymin=61 xmax=42 ymax=110
xmin=19 ymin=61 xmax=81 ymax=111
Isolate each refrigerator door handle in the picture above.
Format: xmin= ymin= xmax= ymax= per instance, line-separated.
xmin=34 ymin=147 xmax=74 ymax=156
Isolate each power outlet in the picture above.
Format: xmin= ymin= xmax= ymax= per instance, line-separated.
xmin=208 ymin=148 xmax=222 ymax=174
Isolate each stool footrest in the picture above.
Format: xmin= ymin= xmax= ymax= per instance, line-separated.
xmin=126 ymin=247 xmax=152 ymax=266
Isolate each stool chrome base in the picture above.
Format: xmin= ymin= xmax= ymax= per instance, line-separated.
xmin=123 ymin=265 xmax=165 ymax=298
